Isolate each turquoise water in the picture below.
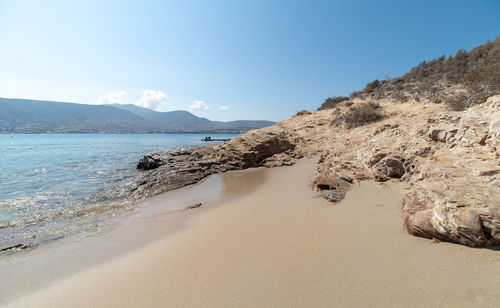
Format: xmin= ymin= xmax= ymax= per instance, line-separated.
xmin=0 ymin=134 xmax=237 ymax=252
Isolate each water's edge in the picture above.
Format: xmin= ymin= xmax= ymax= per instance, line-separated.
xmin=0 ymin=134 xmax=238 ymax=257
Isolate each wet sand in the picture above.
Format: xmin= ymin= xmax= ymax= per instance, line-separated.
xmin=4 ymin=159 xmax=500 ymax=307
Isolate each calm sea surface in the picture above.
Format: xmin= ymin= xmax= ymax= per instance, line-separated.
xmin=0 ymin=134 xmax=237 ymax=253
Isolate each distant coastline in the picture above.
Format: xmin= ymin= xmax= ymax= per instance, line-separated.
xmin=0 ymin=97 xmax=276 ymax=134
xmin=1 ymin=131 xmax=254 ymax=134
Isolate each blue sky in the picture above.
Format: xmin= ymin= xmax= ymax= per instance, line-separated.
xmin=0 ymin=1 xmax=498 ymax=121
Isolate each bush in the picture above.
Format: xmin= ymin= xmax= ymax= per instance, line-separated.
xmin=294 ymin=110 xmax=312 ymax=117
xmin=350 ymin=90 xmax=361 ymax=98
xmin=332 ymin=102 xmax=385 ymax=128
xmin=445 ymin=89 xmax=492 ymax=111
xmin=363 ymin=79 xmax=381 ymax=93
xmin=318 ymin=96 xmax=350 ymax=110
xmin=445 ymin=93 xmax=469 ymax=111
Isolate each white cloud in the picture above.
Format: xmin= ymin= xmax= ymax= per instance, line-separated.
xmin=189 ymin=100 xmax=209 ymax=112
xmin=136 ymin=89 xmax=168 ymax=111
xmin=219 ymin=105 xmax=229 ymax=110
xmin=96 ymin=91 xmax=126 ymax=105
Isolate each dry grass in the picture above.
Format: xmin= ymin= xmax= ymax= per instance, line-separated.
xmin=332 ymin=101 xmax=385 ymax=128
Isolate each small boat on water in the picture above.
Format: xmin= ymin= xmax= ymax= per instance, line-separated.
xmin=201 ymin=136 xmax=231 ymax=142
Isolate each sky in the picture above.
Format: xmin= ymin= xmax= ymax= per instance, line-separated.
xmin=0 ymin=1 xmax=499 ymax=121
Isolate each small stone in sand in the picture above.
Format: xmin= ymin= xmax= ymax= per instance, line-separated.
xmin=187 ymin=203 xmax=202 ymax=209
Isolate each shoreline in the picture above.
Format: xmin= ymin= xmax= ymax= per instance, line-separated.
xmin=3 ymin=159 xmax=500 ymax=307
xmin=0 ymin=166 xmax=267 ymax=302
xmin=0 ymin=133 xmax=241 ymax=257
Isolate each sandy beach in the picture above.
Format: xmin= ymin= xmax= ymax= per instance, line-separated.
xmin=2 ymin=3 xmax=499 ymax=308
xmin=3 ymin=159 xmax=500 ymax=307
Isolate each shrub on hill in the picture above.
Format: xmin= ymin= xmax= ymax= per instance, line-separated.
xmin=319 ymin=35 xmax=500 ymax=110
xmin=318 ymin=96 xmax=350 ymax=110
xmin=331 ymin=101 xmax=384 ymax=128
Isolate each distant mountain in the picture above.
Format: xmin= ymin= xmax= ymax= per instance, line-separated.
xmin=107 ymin=104 xmax=217 ymax=131
xmin=0 ymin=98 xmax=275 ymax=133
xmin=109 ymin=103 xmax=276 ymax=132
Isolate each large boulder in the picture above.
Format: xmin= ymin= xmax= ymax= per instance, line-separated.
xmin=403 ymin=169 xmax=500 ymax=246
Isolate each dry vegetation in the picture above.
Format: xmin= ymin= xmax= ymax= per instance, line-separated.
xmin=318 ymin=35 xmax=500 ymax=111
xmin=331 ymin=101 xmax=384 ymax=128
xmin=317 ymin=96 xmax=350 ymax=111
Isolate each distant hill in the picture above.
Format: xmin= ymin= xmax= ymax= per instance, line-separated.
xmin=108 ymin=104 xmax=217 ymax=131
xmin=319 ymin=35 xmax=500 ymax=111
xmin=0 ymin=98 xmax=275 ymax=133
xmin=108 ymin=103 xmax=276 ymax=132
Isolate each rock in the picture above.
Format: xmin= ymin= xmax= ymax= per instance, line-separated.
xmin=339 ymin=175 xmax=353 ymax=183
xmin=187 ymin=202 xmax=202 ymax=209
xmin=262 ymin=152 xmax=296 ymax=167
xmin=366 ymin=149 xmax=387 ymax=167
xmin=428 ymin=129 xmax=447 ymax=142
xmin=327 ymin=189 xmax=342 ymax=202
xmin=414 ymin=146 xmax=432 ymax=157
xmin=403 ymin=173 xmax=500 ymax=246
xmin=428 ymin=128 xmax=457 ymax=143
xmin=372 ymin=156 xmax=405 ymax=181
xmin=402 ymin=101 xmax=500 ymax=247
xmin=374 ymin=124 xmax=392 ymax=135
xmin=314 ymin=174 xmax=352 ymax=202
xmin=137 ymin=153 xmax=165 ymax=170
xmin=133 ymin=127 xmax=296 ymax=199
xmin=0 ymin=243 xmax=32 ymax=253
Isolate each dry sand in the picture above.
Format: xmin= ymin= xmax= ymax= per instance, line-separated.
xmin=4 ymin=159 xmax=500 ymax=307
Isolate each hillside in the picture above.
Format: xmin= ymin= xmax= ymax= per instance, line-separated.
xmin=319 ymin=35 xmax=500 ymax=111
xmin=0 ymin=98 xmax=275 ymax=133
xmin=0 ymin=98 xmax=153 ymax=133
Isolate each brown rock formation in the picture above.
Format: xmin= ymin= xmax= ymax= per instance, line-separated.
xmin=402 ymin=96 xmax=500 ymax=246
xmin=133 ymin=126 xmax=296 ymax=198
xmin=135 ymin=95 xmax=500 ymax=247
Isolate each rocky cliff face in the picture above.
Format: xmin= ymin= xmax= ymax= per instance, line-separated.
xmin=312 ymin=96 xmax=499 ymax=247
xmin=135 ymin=95 xmax=500 ymax=247
xmin=403 ymin=96 xmax=500 ymax=246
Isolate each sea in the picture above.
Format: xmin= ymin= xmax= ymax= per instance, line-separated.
xmin=0 ymin=134 xmax=237 ymax=254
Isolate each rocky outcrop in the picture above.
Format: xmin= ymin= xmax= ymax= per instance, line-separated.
xmin=137 ymin=147 xmax=199 ymax=170
xmin=135 ymin=94 xmax=500 ymax=247
xmin=402 ymin=166 xmax=500 ymax=246
xmin=311 ymin=95 xmax=500 ymax=246
xmin=401 ymin=96 xmax=500 ymax=246
xmin=133 ymin=126 xmax=296 ymax=198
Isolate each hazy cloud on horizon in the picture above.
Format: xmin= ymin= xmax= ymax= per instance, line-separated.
xmin=189 ymin=100 xmax=209 ymax=113
xmin=96 ymin=91 xmax=126 ymax=105
xmin=96 ymin=89 xmax=168 ymax=111
xmin=136 ymin=89 xmax=168 ymax=111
